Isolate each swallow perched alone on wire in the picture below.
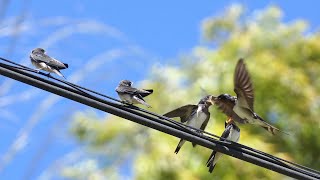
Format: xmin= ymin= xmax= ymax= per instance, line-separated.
xmin=115 ymin=80 xmax=153 ymax=108
xmin=209 ymin=59 xmax=286 ymax=135
xmin=30 ymin=48 xmax=68 ymax=78
xmin=163 ymin=95 xmax=213 ymax=154
xmin=206 ymin=119 xmax=240 ymax=173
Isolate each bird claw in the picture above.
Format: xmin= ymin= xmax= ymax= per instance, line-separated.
xmin=121 ymin=101 xmax=132 ymax=106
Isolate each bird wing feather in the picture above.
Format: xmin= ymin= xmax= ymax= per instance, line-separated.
xmin=31 ymin=52 xmax=67 ymax=69
xmin=234 ymin=58 xmax=254 ymax=111
xmin=163 ymin=104 xmax=198 ymax=123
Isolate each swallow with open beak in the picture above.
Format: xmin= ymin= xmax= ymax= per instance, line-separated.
xmin=206 ymin=119 xmax=240 ymax=173
xmin=115 ymin=80 xmax=153 ymax=108
xmin=208 ymin=59 xmax=286 ymax=135
xmin=30 ymin=48 xmax=68 ymax=78
xmin=163 ymin=95 xmax=213 ymax=154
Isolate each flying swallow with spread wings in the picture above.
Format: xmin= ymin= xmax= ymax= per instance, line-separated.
xmin=209 ymin=59 xmax=287 ymax=135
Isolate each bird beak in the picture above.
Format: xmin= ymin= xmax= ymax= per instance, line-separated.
xmin=207 ymin=95 xmax=216 ymax=105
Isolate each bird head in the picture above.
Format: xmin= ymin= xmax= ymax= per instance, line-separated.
xmin=218 ymin=94 xmax=236 ymax=102
xmin=32 ymin=48 xmax=46 ymax=54
xmin=119 ymin=80 xmax=132 ymax=87
xmin=196 ymin=95 xmax=213 ymax=117
xmin=199 ymin=95 xmax=215 ymax=107
xmin=206 ymin=95 xmax=217 ymax=106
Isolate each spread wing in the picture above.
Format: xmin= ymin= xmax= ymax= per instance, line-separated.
xmin=234 ymin=58 xmax=254 ymax=111
xmin=31 ymin=52 xmax=67 ymax=69
xmin=163 ymin=104 xmax=198 ymax=123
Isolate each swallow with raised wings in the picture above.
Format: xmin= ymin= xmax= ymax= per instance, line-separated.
xmin=163 ymin=95 xmax=213 ymax=154
xmin=207 ymin=119 xmax=240 ymax=173
xmin=209 ymin=59 xmax=286 ymax=135
xmin=115 ymin=80 xmax=153 ymax=108
xmin=30 ymin=48 xmax=68 ymax=78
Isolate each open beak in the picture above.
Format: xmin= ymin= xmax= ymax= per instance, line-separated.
xmin=207 ymin=95 xmax=216 ymax=105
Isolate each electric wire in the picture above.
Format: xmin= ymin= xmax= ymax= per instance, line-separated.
xmin=0 ymin=57 xmax=319 ymax=179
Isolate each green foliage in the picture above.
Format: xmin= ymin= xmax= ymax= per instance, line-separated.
xmin=67 ymin=5 xmax=320 ymax=179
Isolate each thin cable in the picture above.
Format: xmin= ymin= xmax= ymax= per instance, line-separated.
xmin=0 ymin=58 xmax=320 ymax=178
xmin=0 ymin=63 xmax=318 ymax=180
xmin=1 ymin=57 xmax=320 ymax=177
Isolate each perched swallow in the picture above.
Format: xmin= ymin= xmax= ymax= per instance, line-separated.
xmin=206 ymin=119 xmax=240 ymax=173
xmin=163 ymin=95 xmax=213 ymax=154
xmin=30 ymin=48 xmax=68 ymax=78
xmin=115 ymin=80 xmax=153 ymax=108
xmin=209 ymin=59 xmax=285 ymax=135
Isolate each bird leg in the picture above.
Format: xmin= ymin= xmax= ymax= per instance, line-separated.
xmin=35 ymin=68 xmax=44 ymax=73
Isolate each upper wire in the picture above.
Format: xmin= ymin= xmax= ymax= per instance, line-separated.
xmin=0 ymin=56 xmax=319 ymax=178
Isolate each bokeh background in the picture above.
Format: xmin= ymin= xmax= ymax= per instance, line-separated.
xmin=1 ymin=1 xmax=320 ymax=179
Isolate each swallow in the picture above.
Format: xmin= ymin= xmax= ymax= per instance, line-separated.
xmin=115 ymin=80 xmax=153 ymax=108
xmin=209 ymin=59 xmax=286 ymax=135
xmin=30 ymin=48 xmax=68 ymax=78
xmin=206 ymin=119 xmax=240 ymax=173
xmin=209 ymin=94 xmax=246 ymax=124
xmin=163 ymin=95 xmax=213 ymax=154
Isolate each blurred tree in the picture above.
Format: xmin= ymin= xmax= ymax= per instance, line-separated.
xmin=66 ymin=4 xmax=320 ymax=180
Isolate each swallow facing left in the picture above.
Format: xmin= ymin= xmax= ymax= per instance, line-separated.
xmin=209 ymin=94 xmax=246 ymax=124
xmin=206 ymin=119 xmax=240 ymax=173
xmin=115 ymin=80 xmax=153 ymax=108
xmin=30 ymin=48 xmax=68 ymax=78
xmin=163 ymin=95 xmax=213 ymax=154
xmin=209 ymin=59 xmax=286 ymax=135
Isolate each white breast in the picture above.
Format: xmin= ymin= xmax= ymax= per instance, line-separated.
xmin=118 ymin=93 xmax=133 ymax=103
xmin=187 ymin=112 xmax=207 ymax=129
xmin=229 ymin=128 xmax=240 ymax=142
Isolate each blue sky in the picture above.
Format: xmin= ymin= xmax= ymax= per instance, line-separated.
xmin=1 ymin=1 xmax=320 ymax=179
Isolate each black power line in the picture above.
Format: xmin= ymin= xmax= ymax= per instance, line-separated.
xmin=0 ymin=59 xmax=319 ymax=180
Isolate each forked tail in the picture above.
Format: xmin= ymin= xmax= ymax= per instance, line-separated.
xmin=174 ymin=139 xmax=185 ymax=154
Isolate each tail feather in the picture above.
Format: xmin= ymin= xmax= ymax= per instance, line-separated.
xmin=206 ymin=151 xmax=216 ymax=165
xmin=261 ymin=125 xmax=289 ymax=135
xmin=174 ymin=139 xmax=185 ymax=154
xmin=140 ymin=89 xmax=153 ymax=97
xmin=257 ymin=115 xmax=289 ymax=135
xmin=208 ymin=164 xmax=216 ymax=173
xmin=53 ymin=69 xmax=66 ymax=79
xmin=206 ymin=152 xmax=222 ymax=173
xmin=133 ymin=96 xmax=151 ymax=108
